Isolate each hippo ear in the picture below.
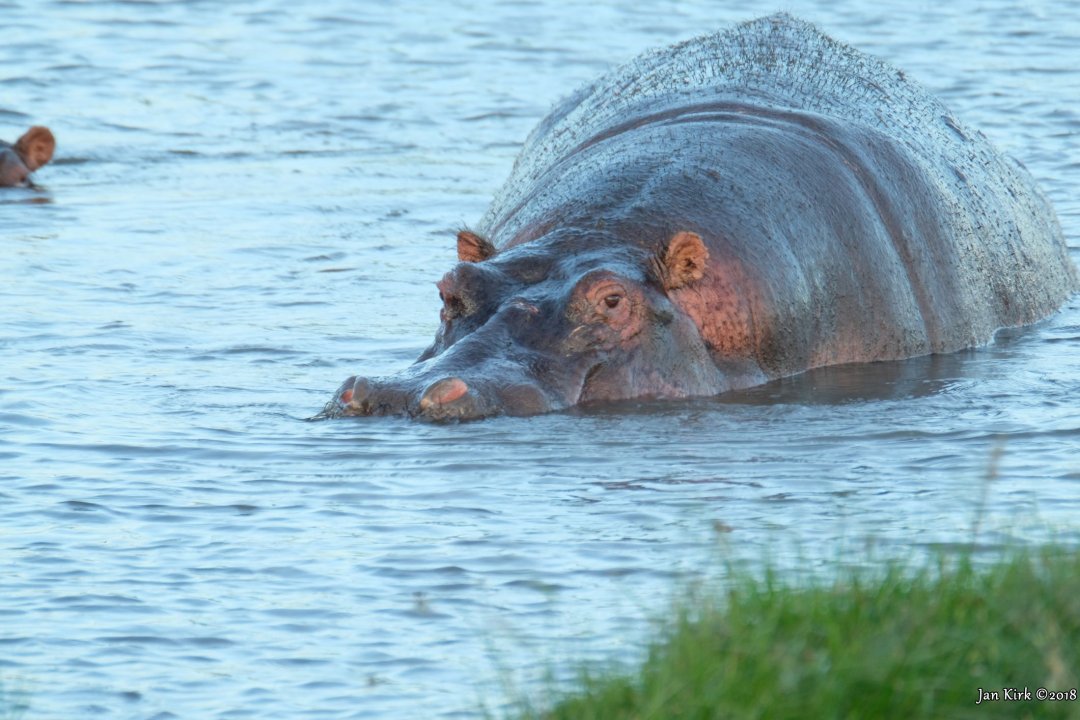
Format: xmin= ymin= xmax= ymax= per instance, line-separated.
xmin=13 ymin=126 xmax=55 ymax=171
xmin=457 ymin=230 xmax=495 ymax=263
xmin=662 ymin=231 xmax=710 ymax=290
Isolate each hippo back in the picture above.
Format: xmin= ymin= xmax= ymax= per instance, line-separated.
xmin=477 ymin=14 xmax=1077 ymax=362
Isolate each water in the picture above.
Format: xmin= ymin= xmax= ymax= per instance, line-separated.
xmin=2 ymin=1 xmax=1079 ymax=717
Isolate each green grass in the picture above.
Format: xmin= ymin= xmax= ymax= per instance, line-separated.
xmin=511 ymin=549 xmax=1080 ymax=720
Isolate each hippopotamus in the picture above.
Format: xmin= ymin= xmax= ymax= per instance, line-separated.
xmin=326 ymin=14 xmax=1078 ymax=421
xmin=0 ymin=126 xmax=55 ymax=187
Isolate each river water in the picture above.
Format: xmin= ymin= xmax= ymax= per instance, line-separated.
xmin=2 ymin=1 xmax=1078 ymax=718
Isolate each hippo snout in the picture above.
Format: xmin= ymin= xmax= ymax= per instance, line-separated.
xmin=326 ymin=371 xmax=557 ymax=421
xmin=328 ymin=374 xmax=485 ymax=420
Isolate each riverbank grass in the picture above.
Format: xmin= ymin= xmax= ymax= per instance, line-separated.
xmin=514 ymin=549 xmax=1080 ymax=719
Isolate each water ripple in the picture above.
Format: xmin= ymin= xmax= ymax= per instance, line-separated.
xmin=3 ymin=1 xmax=1079 ymax=719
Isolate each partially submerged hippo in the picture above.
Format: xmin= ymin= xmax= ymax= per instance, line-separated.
xmin=0 ymin=126 xmax=55 ymax=187
xmin=327 ymin=14 xmax=1077 ymax=420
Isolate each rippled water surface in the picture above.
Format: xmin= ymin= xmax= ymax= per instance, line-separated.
xmin=3 ymin=1 xmax=1079 ymax=717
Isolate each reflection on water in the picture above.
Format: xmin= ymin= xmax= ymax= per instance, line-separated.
xmin=2 ymin=1 xmax=1079 ymax=718
xmin=722 ymin=352 xmax=977 ymax=405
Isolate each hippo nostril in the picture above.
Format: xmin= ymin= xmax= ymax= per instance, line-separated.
xmin=335 ymin=376 xmax=357 ymax=405
xmin=420 ymin=377 xmax=469 ymax=410
xmin=339 ymin=377 xmax=374 ymax=410
xmin=355 ymin=378 xmax=373 ymax=398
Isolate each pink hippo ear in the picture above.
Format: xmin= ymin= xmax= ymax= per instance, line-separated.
xmin=457 ymin=230 xmax=495 ymax=263
xmin=14 ymin=126 xmax=55 ymax=171
xmin=662 ymin=231 xmax=710 ymax=290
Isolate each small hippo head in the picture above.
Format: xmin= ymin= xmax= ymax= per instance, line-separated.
xmin=327 ymin=228 xmax=729 ymax=420
xmin=0 ymin=126 xmax=56 ymax=187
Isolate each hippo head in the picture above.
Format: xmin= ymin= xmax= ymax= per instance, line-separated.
xmin=0 ymin=126 xmax=56 ymax=187
xmin=327 ymin=228 xmax=731 ymax=420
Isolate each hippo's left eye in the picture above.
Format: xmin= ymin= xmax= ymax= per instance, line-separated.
xmin=604 ymin=294 xmax=622 ymax=309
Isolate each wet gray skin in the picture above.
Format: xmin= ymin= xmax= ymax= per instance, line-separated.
xmin=0 ymin=147 xmax=31 ymax=187
xmin=325 ymin=15 xmax=1077 ymax=421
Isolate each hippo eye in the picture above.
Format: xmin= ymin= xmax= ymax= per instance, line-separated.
xmin=604 ymin=294 xmax=622 ymax=309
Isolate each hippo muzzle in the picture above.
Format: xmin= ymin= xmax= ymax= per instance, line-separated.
xmin=328 ymin=371 xmax=556 ymax=421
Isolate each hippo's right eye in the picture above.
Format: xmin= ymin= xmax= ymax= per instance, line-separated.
xmin=604 ymin=294 xmax=622 ymax=309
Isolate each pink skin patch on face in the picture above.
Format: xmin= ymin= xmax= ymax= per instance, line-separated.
xmin=340 ymin=388 xmax=354 ymax=404
xmin=420 ymin=378 xmax=469 ymax=410
xmin=432 ymin=378 xmax=468 ymax=404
